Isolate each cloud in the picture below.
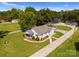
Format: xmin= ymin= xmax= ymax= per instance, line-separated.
xmin=1 ymin=2 xmax=17 ymax=7
xmin=0 ymin=2 xmax=25 ymax=9
xmin=47 ymin=7 xmax=62 ymax=11
xmin=64 ymin=4 xmax=69 ymax=7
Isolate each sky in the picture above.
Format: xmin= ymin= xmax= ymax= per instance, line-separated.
xmin=0 ymin=2 xmax=79 ymax=11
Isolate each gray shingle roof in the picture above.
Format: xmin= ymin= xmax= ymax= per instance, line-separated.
xmin=26 ymin=25 xmax=53 ymax=36
xmin=33 ymin=25 xmax=52 ymax=35
xmin=26 ymin=30 xmax=33 ymax=35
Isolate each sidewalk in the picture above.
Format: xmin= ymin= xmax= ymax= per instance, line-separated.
xmin=0 ymin=30 xmax=21 ymax=37
xmin=7 ymin=30 xmax=21 ymax=35
xmin=30 ymin=26 xmax=77 ymax=57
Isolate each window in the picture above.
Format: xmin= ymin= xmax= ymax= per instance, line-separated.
xmin=26 ymin=34 xmax=30 ymax=37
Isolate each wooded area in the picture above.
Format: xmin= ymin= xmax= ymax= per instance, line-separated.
xmin=0 ymin=6 xmax=79 ymax=31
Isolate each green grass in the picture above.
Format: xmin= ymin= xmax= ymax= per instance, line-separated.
xmin=47 ymin=27 xmax=79 ymax=57
xmin=0 ymin=23 xmax=49 ymax=56
xmin=53 ymin=31 xmax=64 ymax=38
xmin=0 ymin=32 xmax=49 ymax=57
xmin=57 ymin=25 xmax=72 ymax=31
xmin=0 ymin=23 xmax=20 ymax=31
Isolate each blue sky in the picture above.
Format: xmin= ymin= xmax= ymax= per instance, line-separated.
xmin=0 ymin=2 xmax=79 ymax=11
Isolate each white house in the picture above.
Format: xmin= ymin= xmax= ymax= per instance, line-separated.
xmin=25 ymin=25 xmax=56 ymax=40
xmin=12 ymin=19 xmax=19 ymax=23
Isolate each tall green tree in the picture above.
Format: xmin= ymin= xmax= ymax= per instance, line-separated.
xmin=10 ymin=8 xmax=19 ymax=19
xmin=25 ymin=6 xmax=36 ymax=13
xmin=36 ymin=8 xmax=53 ymax=25
xmin=19 ymin=12 xmax=36 ymax=31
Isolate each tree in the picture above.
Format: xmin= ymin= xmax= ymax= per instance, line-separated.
xmin=19 ymin=12 xmax=36 ymax=31
xmin=0 ymin=10 xmax=11 ymax=22
xmin=0 ymin=16 xmax=11 ymax=22
xmin=10 ymin=8 xmax=19 ymax=19
xmin=36 ymin=8 xmax=53 ymax=25
xmin=0 ymin=10 xmax=11 ymax=17
xmin=25 ymin=6 xmax=36 ymax=13
xmin=59 ymin=10 xmax=79 ymax=24
xmin=36 ymin=11 xmax=44 ymax=26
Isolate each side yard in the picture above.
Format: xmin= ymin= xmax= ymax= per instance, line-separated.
xmin=47 ymin=27 xmax=79 ymax=57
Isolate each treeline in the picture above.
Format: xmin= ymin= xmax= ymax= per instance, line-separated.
xmin=0 ymin=8 xmax=21 ymax=22
xmin=0 ymin=6 xmax=79 ymax=31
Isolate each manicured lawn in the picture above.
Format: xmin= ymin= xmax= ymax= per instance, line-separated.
xmin=0 ymin=23 xmax=20 ymax=31
xmin=47 ymin=27 xmax=79 ymax=57
xmin=0 ymin=32 xmax=49 ymax=57
xmin=57 ymin=25 xmax=72 ymax=31
xmin=53 ymin=31 xmax=64 ymax=38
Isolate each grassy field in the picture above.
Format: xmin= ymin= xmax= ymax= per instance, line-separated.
xmin=0 ymin=23 xmax=20 ymax=31
xmin=0 ymin=23 xmax=49 ymax=56
xmin=47 ymin=27 xmax=79 ymax=57
xmin=0 ymin=32 xmax=49 ymax=57
xmin=0 ymin=23 xmax=74 ymax=57
xmin=57 ymin=25 xmax=72 ymax=31
xmin=53 ymin=31 xmax=64 ymax=38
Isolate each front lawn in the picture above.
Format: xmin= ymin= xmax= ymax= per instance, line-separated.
xmin=47 ymin=27 xmax=79 ymax=57
xmin=53 ymin=31 xmax=64 ymax=38
xmin=57 ymin=25 xmax=72 ymax=31
xmin=0 ymin=32 xmax=49 ymax=57
xmin=0 ymin=23 xmax=20 ymax=31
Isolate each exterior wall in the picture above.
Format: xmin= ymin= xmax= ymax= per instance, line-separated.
xmin=38 ymin=36 xmax=42 ymax=40
xmin=38 ymin=32 xmax=50 ymax=40
xmin=42 ymin=34 xmax=47 ymax=38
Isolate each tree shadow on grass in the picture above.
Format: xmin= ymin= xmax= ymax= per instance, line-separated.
xmin=0 ymin=31 xmax=11 ymax=38
xmin=75 ymin=42 xmax=79 ymax=51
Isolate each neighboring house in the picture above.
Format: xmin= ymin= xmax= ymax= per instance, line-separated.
xmin=0 ymin=16 xmax=12 ymax=23
xmin=25 ymin=25 xmax=56 ymax=40
xmin=0 ymin=16 xmax=19 ymax=23
xmin=12 ymin=19 xmax=19 ymax=23
xmin=51 ymin=18 xmax=60 ymax=23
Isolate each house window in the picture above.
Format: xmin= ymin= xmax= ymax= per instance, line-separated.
xmin=26 ymin=34 xmax=30 ymax=37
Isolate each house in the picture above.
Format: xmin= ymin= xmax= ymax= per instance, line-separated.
xmin=25 ymin=25 xmax=56 ymax=40
xmin=12 ymin=19 xmax=19 ymax=23
xmin=51 ymin=18 xmax=60 ymax=23
xmin=0 ymin=16 xmax=12 ymax=23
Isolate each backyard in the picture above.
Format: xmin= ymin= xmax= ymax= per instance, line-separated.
xmin=47 ymin=27 xmax=79 ymax=57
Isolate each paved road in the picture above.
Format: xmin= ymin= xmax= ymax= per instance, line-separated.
xmin=30 ymin=26 xmax=77 ymax=57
